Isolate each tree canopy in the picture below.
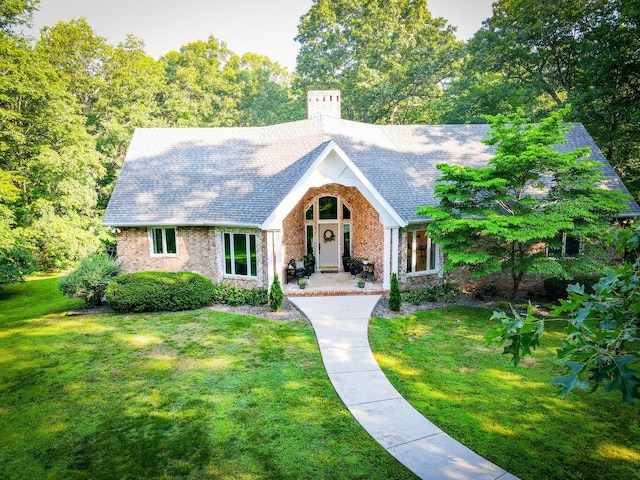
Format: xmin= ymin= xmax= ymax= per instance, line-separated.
xmin=1 ymin=0 xmax=638 ymax=291
xmin=447 ymin=0 xmax=640 ymax=198
xmin=295 ymin=0 xmax=463 ymax=123
xmin=419 ymin=107 xmax=629 ymax=298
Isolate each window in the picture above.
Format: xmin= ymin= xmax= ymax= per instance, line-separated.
xmin=406 ymin=229 xmax=438 ymax=274
xmin=224 ymin=233 xmax=257 ymax=277
xmin=150 ymin=227 xmax=177 ymax=255
xmin=319 ymin=196 xmax=338 ymax=220
xmin=342 ymin=203 xmax=351 ymax=220
xmin=548 ymin=233 xmax=580 ymax=257
xmin=343 ymin=224 xmax=351 ymax=256
xmin=306 ymin=225 xmax=314 ymax=255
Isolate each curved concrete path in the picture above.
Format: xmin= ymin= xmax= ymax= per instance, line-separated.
xmin=289 ymin=295 xmax=519 ymax=480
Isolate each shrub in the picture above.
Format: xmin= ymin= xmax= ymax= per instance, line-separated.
xmin=269 ymin=274 xmax=283 ymax=312
xmin=211 ymin=282 xmax=268 ymax=307
xmin=475 ymin=283 xmax=498 ymax=300
xmin=401 ymin=283 xmax=460 ymax=306
xmin=58 ymin=254 xmax=120 ymax=306
xmin=105 ymin=271 xmax=214 ymax=312
xmin=388 ymin=273 xmax=401 ymax=311
xmin=543 ymin=275 xmax=600 ymax=300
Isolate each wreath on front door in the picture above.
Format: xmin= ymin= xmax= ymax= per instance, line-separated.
xmin=323 ymin=229 xmax=335 ymax=242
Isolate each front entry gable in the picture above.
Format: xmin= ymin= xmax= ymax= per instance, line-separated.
xmin=261 ymin=140 xmax=405 ymax=230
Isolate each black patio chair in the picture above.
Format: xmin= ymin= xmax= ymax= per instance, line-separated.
xmin=286 ymin=258 xmax=309 ymax=283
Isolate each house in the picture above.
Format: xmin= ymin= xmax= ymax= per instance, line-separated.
xmin=102 ymin=90 xmax=640 ymax=292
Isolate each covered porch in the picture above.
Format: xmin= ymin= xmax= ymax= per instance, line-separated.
xmin=283 ymin=271 xmax=385 ymax=296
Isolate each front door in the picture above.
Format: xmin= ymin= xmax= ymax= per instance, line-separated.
xmin=318 ymin=223 xmax=339 ymax=270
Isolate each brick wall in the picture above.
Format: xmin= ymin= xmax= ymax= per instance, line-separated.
xmin=116 ymin=226 xmax=267 ymax=288
xmin=282 ymin=184 xmax=385 ymax=280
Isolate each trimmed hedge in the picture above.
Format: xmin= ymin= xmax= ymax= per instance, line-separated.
xmin=543 ymin=275 xmax=600 ymax=300
xmin=211 ymin=282 xmax=268 ymax=306
xmin=105 ymin=271 xmax=214 ymax=312
xmin=401 ymin=283 xmax=461 ymax=306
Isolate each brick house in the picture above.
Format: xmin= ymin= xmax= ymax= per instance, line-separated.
xmin=102 ymin=90 xmax=639 ymax=292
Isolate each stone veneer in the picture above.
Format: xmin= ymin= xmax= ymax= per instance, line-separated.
xmin=283 ymin=184 xmax=385 ymax=281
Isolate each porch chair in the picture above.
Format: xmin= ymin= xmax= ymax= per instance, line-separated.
xmin=286 ymin=259 xmax=309 ymax=283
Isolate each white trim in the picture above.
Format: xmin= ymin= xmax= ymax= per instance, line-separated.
xmin=383 ymin=228 xmax=391 ymax=289
xmin=406 ymin=228 xmax=440 ymax=276
xmin=391 ymin=227 xmax=399 ymax=278
xmin=148 ymin=227 xmax=179 ymax=257
xmin=261 ymin=140 xmax=405 ymax=230
xmin=267 ymin=230 xmax=275 ymax=287
xmin=222 ymin=232 xmax=258 ymax=278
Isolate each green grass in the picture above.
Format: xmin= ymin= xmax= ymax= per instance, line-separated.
xmin=0 ymin=278 xmax=416 ymax=480
xmin=369 ymin=307 xmax=640 ymax=480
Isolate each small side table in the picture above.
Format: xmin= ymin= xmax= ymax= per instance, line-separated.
xmin=362 ymin=262 xmax=375 ymax=282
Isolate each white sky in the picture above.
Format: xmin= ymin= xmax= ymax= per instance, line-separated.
xmin=31 ymin=0 xmax=494 ymax=71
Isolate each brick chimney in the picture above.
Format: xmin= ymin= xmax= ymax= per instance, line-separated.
xmin=307 ymin=90 xmax=341 ymax=119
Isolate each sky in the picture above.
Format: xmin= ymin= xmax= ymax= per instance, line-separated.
xmin=31 ymin=0 xmax=494 ymax=71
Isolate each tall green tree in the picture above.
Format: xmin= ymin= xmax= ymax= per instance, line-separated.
xmin=294 ymin=0 xmax=463 ymax=123
xmin=1 ymin=31 xmax=105 ymax=269
xmin=419 ymin=107 xmax=629 ymax=298
xmin=159 ymin=36 xmax=240 ymax=127
xmin=233 ymin=53 xmax=296 ymax=126
xmin=36 ymin=18 xmax=110 ymax=117
xmin=0 ymin=0 xmax=39 ymax=34
xmin=451 ymin=0 xmax=640 ymax=198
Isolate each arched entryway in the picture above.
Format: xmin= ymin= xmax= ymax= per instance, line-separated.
xmin=305 ymin=195 xmax=351 ymax=272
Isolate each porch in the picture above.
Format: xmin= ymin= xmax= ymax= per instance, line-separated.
xmin=283 ymin=271 xmax=385 ymax=297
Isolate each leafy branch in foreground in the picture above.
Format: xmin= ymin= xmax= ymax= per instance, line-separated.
xmin=486 ymin=224 xmax=640 ymax=404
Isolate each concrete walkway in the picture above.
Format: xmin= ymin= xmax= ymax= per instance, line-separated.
xmin=289 ymin=295 xmax=519 ymax=480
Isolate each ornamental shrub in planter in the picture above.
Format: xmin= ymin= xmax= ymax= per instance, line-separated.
xmin=105 ymin=271 xmax=214 ymax=312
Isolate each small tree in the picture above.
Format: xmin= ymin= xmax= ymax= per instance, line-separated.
xmin=269 ymin=274 xmax=283 ymax=312
xmin=419 ymin=107 xmax=629 ymax=298
xmin=58 ymin=253 xmax=120 ymax=307
xmin=486 ymin=224 xmax=640 ymax=404
xmin=388 ymin=273 xmax=401 ymax=311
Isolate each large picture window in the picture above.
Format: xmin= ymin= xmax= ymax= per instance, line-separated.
xmin=406 ymin=229 xmax=438 ymax=274
xmin=150 ymin=227 xmax=177 ymax=255
xmin=224 ymin=233 xmax=257 ymax=277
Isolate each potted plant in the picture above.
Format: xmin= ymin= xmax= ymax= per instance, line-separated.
xmin=348 ymin=257 xmax=362 ymax=276
xmin=299 ymin=278 xmax=308 ymax=289
xmin=357 ymin=278 xmax=365 ymax=288
xmin=342 ymin=255 xmax=351 ymax=272
xmin=304 ymin=253 xmax=315 ymax=273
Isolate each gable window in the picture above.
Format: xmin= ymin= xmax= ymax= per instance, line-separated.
xmin=319 ymin=196 xmax=338 ymax=219
xmin=548 ymin=233 xmax=580 ymax=257
xmin=150 ymin=227 xmax=177 ymax=255
xmin=224 ymin=233 xmax=257 ymax=277
xmin=406 ymin=229 xmax=438 ymax=274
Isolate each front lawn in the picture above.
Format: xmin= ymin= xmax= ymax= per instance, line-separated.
xmin=369 ymin=307 xmax=640 ymax=480
xmin=0 ymin=278 xmax=416 ymax=480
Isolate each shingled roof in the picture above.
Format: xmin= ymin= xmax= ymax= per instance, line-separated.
xmin=102 ymin=116 xmax=640 ymax=228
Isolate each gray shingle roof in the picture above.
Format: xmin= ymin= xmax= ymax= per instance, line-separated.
xmin=102 ymin=117 xmax=640 ymax=227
